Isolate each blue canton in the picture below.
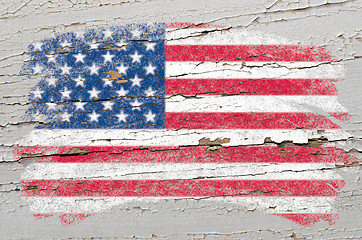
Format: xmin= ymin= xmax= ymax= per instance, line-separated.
xmin=23 ymin=23 xmax=165 ymax=129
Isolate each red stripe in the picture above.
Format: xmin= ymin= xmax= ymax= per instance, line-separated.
xmin=165 ymin=45 xmax=335 ymax=62
xmin=275 ymin=213 xmax=338 ymax=226
xmin=165 ymin=22 xmax=224 ymax=28
xmin=22 ymin=179 xmax=344 ymax=197
xmin=165 ymin=112 xmax=342 ymax=129
xmin=14 ymin=146 xmax=358 ymax=164
xmin=165 ymin=78 xmax=338 ymax=96
xmin=329 ymin=112 xmax=351 ymax=122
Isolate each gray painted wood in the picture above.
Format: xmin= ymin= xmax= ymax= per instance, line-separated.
xmin=0 ymin=0 xmax=361 ymax=239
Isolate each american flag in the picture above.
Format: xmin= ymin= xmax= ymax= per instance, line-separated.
xmin=14 ymin=23 xmax=358 ymax=226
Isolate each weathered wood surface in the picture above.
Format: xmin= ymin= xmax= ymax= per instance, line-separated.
xmin=0 ymin=0 xmax=361 ymax=239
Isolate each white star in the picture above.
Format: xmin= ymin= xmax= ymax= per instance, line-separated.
xmin=60 ymin=40 xmax=71 ymax=48
xmin=103 ymin=78 xmax=113 ymax=87
xmin=102 ymin=51 xmax=115 ymax=63
xmin=116 ymin=111 xmax=128 ymax=122
xmin=33 ymin=42 xmax=43 ymax=51
xmin=102 ymin=101 xmax=114 ymax=110
xmin=145 ymin=87 xmax=156 ymax=97
xmin=61 ymin=87 xmax=71 ymax=99
xmin=74 ymin=53 xmax=86 ymax=63
xmin=144 ymin=63 xmax=156 ymax=75
xmin=131 ymin=28 xmax=142 ymax=38
xmin=129 ymin=51 xmax=143 ymax=63
xmin=89 ymin=41 xmax=99 ymax=50
xmin=32 ymin=64 xmax=43 ymax=74
xmin=144 ymin=110 xmax=156 ymax=122
xmin=145 ymin=42 xmax=156 ymax=51
xmin=116 ymin=63 xmax=129 ymax=75
xmin=116 ymin=40 xmax=128 ymax=51
xmin=74 ymin=101 xmax=86 ymax=110
xmin=88 ymin=111 xmax=100 ymax=122
xmin=46 ymin=77 xmax=57 ymax=86
xmin=46 ymin=101 xmax=57 ymax=110
xmin=88 ymin=63 xmax=100 ymax=75
xmin=130 ymin=75 xmax=143 ymax=87
xmin=117 ymin=87 xmax=129 ymax=97
xmin=61 ymin=64 xmax=72 ymax=75
xmin=74 ymin=76 xmax=85 ymax=87
xmin=103 ymin=29 xmax=113 ymax=39
xmin=46 ymin=54 xmax=57 ymax=63
xmin=61 ymin=112 xmax=72 ymax=122
xmin=32 ymin=88 xmax=43 ymax=99
xmin=130 ymin=99 xmax=142 ymax=111
xmin=88 ymin=87 xmax=101 ymax=99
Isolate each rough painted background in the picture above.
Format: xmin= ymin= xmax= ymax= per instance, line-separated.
xmin=0 ymin=0 xmax=361 ymax=239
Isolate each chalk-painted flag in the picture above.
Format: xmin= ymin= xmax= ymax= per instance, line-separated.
xmin=14 ymin=23 xmax=358 ymax=226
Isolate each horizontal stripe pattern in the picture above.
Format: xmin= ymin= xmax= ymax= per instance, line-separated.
xmin=22 ymin=163 xmax=341 ymax=180
xmin=164 ymin=27 xmax=346 ymax=133
xmin=27 ymin=196 xmax=337 ymax=214
xmin=17 ymin=129 xmax=351 ymax=146
xmin=165 ymin=96 xmax=346 ymax=113
xmin=166 ymin=45 xmax=334 ymax=62
xmin=165 ymin=112 xmax=342 ymax=129
xmin=22 ymin=179 xmax=344 ymax=197
xmin=165 ymin=78 xmax=339 ymax=96
xmin=166 ymin=62 xmax=344 ymax=79
xmin=14 ymin=146 xmax=358 ymax=164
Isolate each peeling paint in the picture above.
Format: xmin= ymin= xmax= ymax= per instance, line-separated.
xmin=0 ymin=0 xmax=361 ymax=239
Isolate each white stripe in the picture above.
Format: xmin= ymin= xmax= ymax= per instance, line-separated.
xmin=166 ymin=28 xmax=298 ymax=45
xmin=22 ymin=163 xmax=341 ymax=180
xmin=165 ymin=95 xmax=346 ymax=113
xmin=19 ymin=129 xmax=350 ymax=146
xmin=27 ymin=197 xmax=335 ymax=213
xmin=166 ymin=62 xmax=344 ymax=79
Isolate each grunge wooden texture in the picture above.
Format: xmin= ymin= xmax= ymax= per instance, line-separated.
xmin=0 ymin=0 xmax=361 ymax=239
